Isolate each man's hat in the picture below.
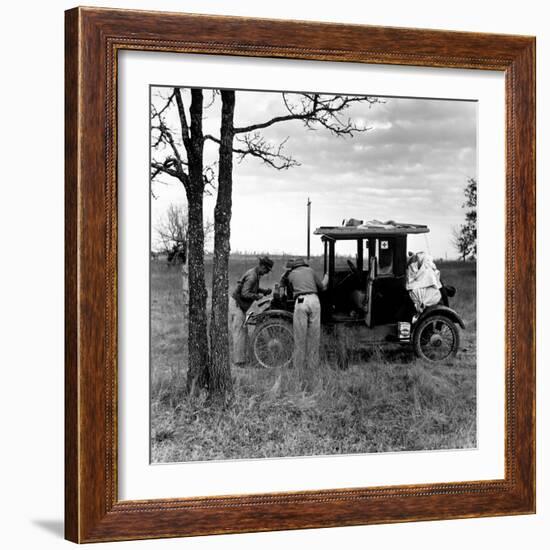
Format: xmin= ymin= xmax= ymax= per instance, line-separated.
xmin=258 ymin=255 xmax=274 ymax=270
xmin=286 ymin=257 xmax=308 ymax=269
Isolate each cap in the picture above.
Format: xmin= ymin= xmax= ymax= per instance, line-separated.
xmin=258 ymin=255 xmax=274 ymax=270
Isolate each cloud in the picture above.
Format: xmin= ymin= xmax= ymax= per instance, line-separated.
xmin=152 ymin=88 xmax=477 ymax=258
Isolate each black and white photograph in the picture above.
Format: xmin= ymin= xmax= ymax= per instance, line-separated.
xmin=149 ymin=86 xmax=477 ymax=463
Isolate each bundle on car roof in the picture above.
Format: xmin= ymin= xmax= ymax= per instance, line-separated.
xmin=314 ymin=219 xmax=429 ymax=238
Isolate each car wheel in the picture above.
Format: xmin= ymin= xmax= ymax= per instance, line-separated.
xmin=413 ymin=314 xmax=460 ymax=362
xmin=252 ymin=317 xmax=294 ymax=368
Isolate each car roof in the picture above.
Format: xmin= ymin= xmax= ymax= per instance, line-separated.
xmin=314 ymin=220 xmax=429 ymax=239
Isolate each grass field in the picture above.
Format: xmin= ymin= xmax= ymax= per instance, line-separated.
xmin=151 ymin=256 xmax=477 ymax=463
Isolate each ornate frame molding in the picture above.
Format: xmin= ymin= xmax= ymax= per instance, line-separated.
xmin=65 ymin=7 xmax=535 ymax=542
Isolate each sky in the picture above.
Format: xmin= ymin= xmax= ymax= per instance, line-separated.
xmin=150 ymin=87 xmax=477 ymax=259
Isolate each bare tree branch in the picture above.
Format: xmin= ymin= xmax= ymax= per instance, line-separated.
xmin=204 ymin=89 xmax=219 ymax=110
xmin=233 ymin=93 xmax=380 ymax=136
xmin=151 ymin=89 xmax=211 ymax=193
xmin=155 ymin=89 xmax=176 ymax=118
xmin=151 ymin=159 xmax=181 ymax=180
xmin=205 ymin=133 xmax=298 ymax=170
xmin=174 ymin=88 xmax=191 ymax=148
xmin=234 ymin=133 xmax=299 ymax=170
xmin=204 ymin=92 xmax=380 ymax=171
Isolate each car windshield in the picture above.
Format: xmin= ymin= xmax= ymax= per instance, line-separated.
xmin=328 ymin=237 xmax=398 ymax=276
xmin=334 ymin=240 xmax=357 ymax=270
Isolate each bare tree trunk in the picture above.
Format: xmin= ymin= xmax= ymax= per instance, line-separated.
xmin=181 ymin=258 xmax=189 ymax=309
xmin=208 ymin=90 xmax=235 ymax=400
xmin=181 ymin=250 xmax=189 ymax=345
xmin=185 ymin=191 xmax=210 ymax=392
xmin=185 ymin=89 xmax=210 ymax=392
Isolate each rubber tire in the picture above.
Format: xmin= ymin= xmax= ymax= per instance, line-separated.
xmin=413 ymin=314 xmax=460 ymax=362
xmin=251 ymin=317 xmax=294 ymax=369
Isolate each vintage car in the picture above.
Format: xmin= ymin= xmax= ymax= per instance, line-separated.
xmin=245 ymin=220 xmax=464 ymax=368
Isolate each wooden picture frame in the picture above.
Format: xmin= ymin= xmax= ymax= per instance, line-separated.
xmin=65 ymin=6 xmax=536 ymax=543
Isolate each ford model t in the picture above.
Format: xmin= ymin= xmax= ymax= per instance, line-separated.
xmin=245 ymin=220 xmax=464 ymax=368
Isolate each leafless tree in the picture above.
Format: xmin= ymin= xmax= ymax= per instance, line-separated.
xmin=155 ymin=203 xmax=188 ymax=260
xmin=151 ymin=88 xmax=380 ymax=402
xmin=155 ymin=203 xmax=213 ymax=261
xmin=151 ymin=89 xmax=214 ymax=392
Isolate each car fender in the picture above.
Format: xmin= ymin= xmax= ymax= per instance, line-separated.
xmin=415 ymin=305 xmax=465 ymax=329
xmin=245 ymin=308 xmax=293 ymax=326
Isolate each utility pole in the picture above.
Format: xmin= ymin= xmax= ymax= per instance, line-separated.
xmin=307 ymin=197 xmax=311 ymax=261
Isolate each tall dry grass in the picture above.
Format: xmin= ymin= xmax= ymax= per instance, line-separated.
xmin=151 ymin=257 xmax=477 ymax=463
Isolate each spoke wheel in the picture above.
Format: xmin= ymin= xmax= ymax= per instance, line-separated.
xmin=413 ymin=315 xmax=459 ymax=362
xmin=252 ymin=317 xmax=294 ymax=368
